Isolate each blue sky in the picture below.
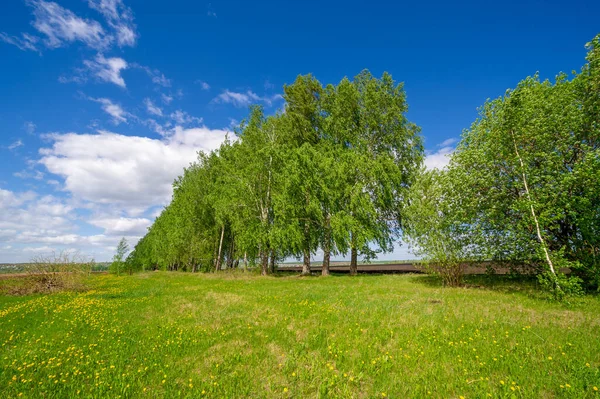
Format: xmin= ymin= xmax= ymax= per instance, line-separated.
xmin=1 ymin=0 xmax=598 ymax=262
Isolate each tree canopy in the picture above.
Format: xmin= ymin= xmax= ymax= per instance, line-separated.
xmin=129 ymin=70 xmax=424 ymax=275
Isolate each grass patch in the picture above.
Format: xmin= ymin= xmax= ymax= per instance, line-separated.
xmin=1 ymin=272 xmax=599 ymax=398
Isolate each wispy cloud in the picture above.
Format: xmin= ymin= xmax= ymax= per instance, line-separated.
xmin=161 ymin=94 xmax=173 ymax=104
xmin=0 ymin=32 xmax=40 ymax=52
xmin=87 ymin=0 xmax=137 ymax=47
xmin=8 ymin=140 xmax=24 ymax=151
xmin=196 ymin=80 xmax=210 ymax=90
xmin=207 ymin=3 xmax=217 ymax=18
xmin=1 ymin=0 xmax=138 ymax=53
xmin=132 ymin=63 xmax=171 ymax=87
xmin=438 ymin=137 xmax=458 ymax=148
xmin=30 ymin=0 xmax=110 ymax=50
xmin=170 ymin=110 xmax=203 ymax=126
xmin=23 ymin=121 xmax=37 ymax=135
xmin=213 ymin=90 xmax=283 ymax=108
xmin=90 ymin=97 xmax=129 ymax=124
xmin=84 ymin=54 xmax=128 ymax=87
xmin=144 ymin=98 xmax=163 ymax=117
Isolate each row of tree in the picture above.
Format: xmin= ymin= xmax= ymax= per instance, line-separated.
xmin=404 ymin=35 xmax=600 ymax=295
xmin=128 ymin=35 xmax=599 ymax=296
xmin=128 ymin=71 xmax=424 ymax=275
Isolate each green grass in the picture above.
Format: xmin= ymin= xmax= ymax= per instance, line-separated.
xmin=1 ymin=272 xmax=599 ymax=398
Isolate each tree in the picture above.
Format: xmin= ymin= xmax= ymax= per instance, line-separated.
xmin=111 ymin=237 xmax=129 ymax=276
xmin=404 ymin=169 xmax=475 ymax=286
xmin=443 ymin=35 xmax=600 ymax=295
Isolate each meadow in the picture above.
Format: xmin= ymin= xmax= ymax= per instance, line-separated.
xmin=1 ymin=272 xmax=599 ymax=398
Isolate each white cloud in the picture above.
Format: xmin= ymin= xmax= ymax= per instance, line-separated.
xmin=0 ymin=187 xmax=146 ymax=262
xmin=1 ymin=0 xmax=138 ymax=53
xmin=161 ymin=94 xmax=173 ymax=104
xmin=144 ymin=98 xmax=163 ymax=117
xmin=39 ymin=127 xmax=230 ymax=214
xmin=0 ymin=189 xmax=37 ymax=208
xmin=132 ymin=64 xmax=171 ymax=87
xmin=213 ymin=90 xmax=283 ymax=107
xmin=207 ymin=3 xmax=217 ymax=18
xmin=88 ymin=217 xmax=151 ymax=235
xmin=87 ymin=0 xmax=137 ymax=47
xmin=170 ymin=110 xmax=202 ymax=125
xmin=90 ymin=97 xmax=129 ymax=124
xmin=0 ymin=32 xmax=39 ymax=52
xmin=196 ymin=80 xmax=210 ymax=90
xmin=264 ymin=80 xmax=275 ymax=90
xmin=8 ymin=140 xmax=24 ymax=150
xmin=84 ymin=54 xmax=128 ymax=88
xmin=31 ymin=0 xmax=110 ymax=50
xmin=23 ymin=121 xmax=37 ymax=135
xmin=438 ymin=138 xmax=458 ymax=147
xmin=14 ymin=170 xmax=45 ymax=180
xmin=424 ymin=146 xmax=454 ymax=170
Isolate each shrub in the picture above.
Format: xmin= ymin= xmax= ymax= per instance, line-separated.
xmin=22 ymin=251 xmax=93 ymax=293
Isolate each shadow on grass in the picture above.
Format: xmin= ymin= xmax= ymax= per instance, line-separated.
xmin=410 ymin=273 xmax=552 ymax=300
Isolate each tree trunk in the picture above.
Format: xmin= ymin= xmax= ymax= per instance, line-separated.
xmin=243 ymin=252 xmax=248 ymax=272
xmin=322 ymin=213 xmax=331 ymax=276
xmin=215 ymin=224 xmax=225 ymax=272
xmin=226 ymin=238 xmax=235 ymax=269
xmin=261 ymin=249 xmax=269 ymax=276
xmin=349 ymin=233 xmax=358 ymax=276
xmin=212 ymin=234 xmax=219 ymax=269
xmin=511 ymin=130 xmax=560 ymax=292
xmin=302 ymin=221 xmax=311 ymax=275
xmin=269 ymin=249 xmax=276 ymax=274
xmin=302 ymin=247 xmax=311 ymax=275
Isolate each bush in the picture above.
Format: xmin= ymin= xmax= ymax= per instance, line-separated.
xmin=23 ymin=251 xmax=93 ymax=293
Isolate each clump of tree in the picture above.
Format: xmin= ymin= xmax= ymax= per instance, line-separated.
xmin=405 ymin=34 xmax=600 ymax=295
xmin=128 ymin=70 xmax=424 ymax=275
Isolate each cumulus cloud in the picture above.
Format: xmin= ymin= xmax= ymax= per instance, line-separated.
xmin=161 ymin=94 xmax=173 ymax=104
xmin=424 ymin=146 xmax=454 ymax=170
xmin=84 ymin=54 xmax=128 ymax=87
xmin=0 ymin=189 xmax=37 ymax=208
xmin=144 ymin=98 xmax=163 ymax=117
xmin=213 ymin=90 xmax=283 ymax=107
xmin=88 ymin=217 xmax=151 ymax=235
xmin=38 ymin=127 xmax=230 ymax=214
xmin=0 ymin=187 xmax=147 ymax=262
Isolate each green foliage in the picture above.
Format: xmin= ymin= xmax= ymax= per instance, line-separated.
xmin=412 ymin=34 xmax=600 ymax=295
xmin=404 ymin=169 xmax=475 ymax=286
xmin=109 ymin=237 xmax=129 ymax=276
xmin=129 ymin=70 xmax=423 ymax=275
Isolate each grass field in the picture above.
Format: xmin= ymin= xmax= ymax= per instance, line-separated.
xmin=1 ymin=272 xmax=599 ymax=398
